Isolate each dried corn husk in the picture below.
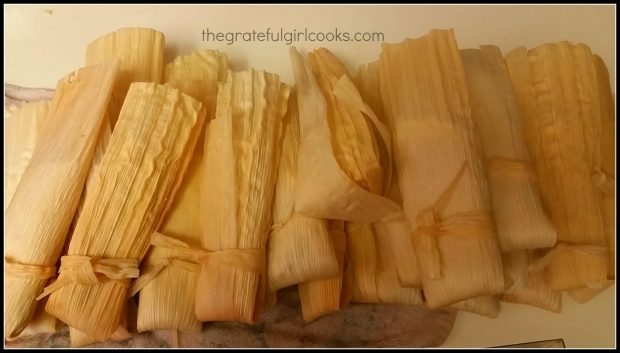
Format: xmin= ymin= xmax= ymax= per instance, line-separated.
xmin=4 ymin=60 xmax=120 ymax=339
xmin=131 ymin=50 xmax=228 ymax=335
xmin=502 ymin=251 xmax=561 ymax=313
xmin=69 ymin=298 xmax=137 ymax=347
xmin=379 ymin=29 xmax=504 ymax=308
xmin=298 ymin=220 xmax=349 ymax=322
xmin=268 ymin=92 xmax=338 ymax=292
xmin=460 ymin=46 xmax=556 ymax=252
xmin=355 ymin=61 xmax=422 ymax=288
xmin=290 ymin=47 xmax=400 ymax=223
xmin=3 ymin=101 xmax=50 ymax=211
xmin=568 ymin=280 xmax=614 ymax=304
xmin=451 ymin=296 xmax=500 ymax=318
xmin=44 ymin=82 xmax=205 ymax=340
xmin=10 ymin=298 xmax=65 ymax=340
xmin=506 ymin=43 xmax=608 ymax=291
xmin=195 ymin=69 xmax=290 ymax=323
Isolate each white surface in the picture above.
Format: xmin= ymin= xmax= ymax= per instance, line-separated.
xmin=3 ymin=4 xmax=616 ymax=348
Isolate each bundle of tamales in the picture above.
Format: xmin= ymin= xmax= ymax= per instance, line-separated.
xmin=195 ymin=68 xmax=290 ymax=323
xmin=44 ymin=82 xmax=205 ymax=340
xmin=460 ymin=45 xmax=558 ymax=315
xmin=506 ymin=42 xmax=609 ymax=292
xmin=129 ymin=50 xmax=228 ymax=335
xmin=379 ymin=29 xmax=505 ymax=308
xmin=4 ymin=60 xmax=119 ymax=339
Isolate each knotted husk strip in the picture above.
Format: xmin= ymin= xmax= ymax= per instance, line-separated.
xmin=379 ymin=29 xmax=504 ymax=308
xmin=502 ymin=250 xmax=561 ymax=313
xmin=44 ymin=82 xmax=205 ymax=340
xmin=290 ymin=47 xmax=401 ymax=223
xmin=505 ymin=43 xmax=608 ymax=291
xmin=298 ymin=220 xmax=349 ymax=322
xmin=460 ymin=46 xmax=556 ymax=252
xmin=355 ymin=61 xmax=422 ymax=288
xmin=267 ymin=92 xmax=339 ymax=292
xmin=4 ymin=101 xmax=50 ymax=211
xmin=4 ymin=60 xmax=120 ymax=339
xmin=195 ymin=69 xmax=290 ymax=323
xmin=451 ymin=295 xmax=500 ymax=318
xmin=134 ymin=50 xmax=228 ymax=334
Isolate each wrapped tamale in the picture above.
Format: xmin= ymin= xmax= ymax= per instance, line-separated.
xmin=506 ymin=43 xmax=608 ymax=291
xmin=4 ymin=60 xmax=120 ymax=339
xmin=44 ymin=82 xmax=205 ymax=340
xmin=355 ymin=61 xmax=422 ymax=288
xmin=195 ymin=69 xmax=290 ymax=323
xmin=129 ymin=50 xmax=227 ymax=335
xmin=379 ymin=29 xmax=504 ymax=308
xmin=451 ymin=296 xmax=500 ymax=318
xmin=69 ymin=299 xmax=137 ymax=347
xmin=268 ymin=92 xmax=339 ymax=292
xmin=4 ymin=101 xmax=50 ymax=211
xmin=289 ymin=47 xmax=400 ymax=224
xmin=460 ymin=46 xmax=556 ymax=252
xmin=298 ymin=220 xmax=349 ymax=322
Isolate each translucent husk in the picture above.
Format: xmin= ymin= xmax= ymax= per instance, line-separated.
xmin=195 ymin=69 xmax=290 ymax=323
xmin=135 ymin=50 xmax=228 ymax=335
xmin=4 ymin=60 xmax=120 ymax=339
xmin=298 ymin=220 xmax=349 ymax=322
xmin=460 ymin=45 xmax=556 ymax=252
xmin=45 ymin=82 xmax=205 ymax=340
xmin=267 ymin=92 xmax=339 ymax=292
xmin=379 ymin=29 xmax=504 ymax=308
xmin=505 ymin=43 xmax=608 ymax=291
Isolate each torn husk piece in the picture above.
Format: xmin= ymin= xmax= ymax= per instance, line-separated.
xmin=379 ymin=29 xmax=504 ymax=308
xmin=290 ymin=46 xmax=401 ymax=223
xmin=460 ymin=45 xmax=556 ymax=253
xmin=505 ymin=43 xmax=608 ymax=291
xmin=131 ymin=50 xmax=228 ymax=335
xmin=4 ymin=60 xmax=120 ymax=339
xmin=195 ymin=69 xmax=290 ymax=323
xmin=44 ymin=82 xmax=205 ymax=340
xmin=355 ymin=61 xmax=422 ymax=288
xmin=3 ymin=100 xmax=50 ymax=212
xmin=298 ymin=220 xmax=349 ymax=322
xmin=451 ymin=295 xmax=500 ymax=318
xmin=268 ymin=92 xmax=339 ymax=292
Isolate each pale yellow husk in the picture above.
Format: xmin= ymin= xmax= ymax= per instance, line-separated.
xmin=195 ymin=69 xmax=290 ymax=323
xmin=505 ymin=43 xmax=608 ymax=291
xmin=45 ymin=82 xmax=205 ymax=340
xmin=4 ymin=60 xmax=120 ymax=339
xmin=451 ymin=295 xmax=500 ymax=318
xmin=379 ymin=29 xmax=504 ymax=308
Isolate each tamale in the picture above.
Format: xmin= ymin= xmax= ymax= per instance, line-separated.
xmin=460 ymin=46 xmax=556 ymax=252
xmin=379 ymin=29 xmax=504 ymax=308
xmin=451 ymin=296 xmax=500 ymax=318
xmin=506 ymin=43 xmax=608 ymax=291
xmin=289 ymin=47 xmax=400 ymax=223
xmin=130 ymin=50 xmax=228 ymax=335
xmin=3 ymin=101 xmax=49 ymax=211
xmin=195 ymin=69 xmax=290 ymax=323
xmin=44 ymin=82 xmax=205 ymax=340
xmin=4 ymin=60 xmax=120 ymax=339
xmin=268 ymin=92 xmax=339 ymax=292
xmin=355 ymin=61 xmax=422 ymax=288
xmin=69 ymin=299 xmax=137 ymax=347
xmin=298 ymin=220 xmax=349 ymax=322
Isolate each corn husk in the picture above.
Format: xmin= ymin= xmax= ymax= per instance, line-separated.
xmin=289 ymin=47 xmax=400 ymax=223
xmin=69 ymin=298 xmax=137 ymax=347
xmin=267 ymin=92 xmax=339 ymax=292
xmin=355 ymin=61 xmax=422 ymax=288
xmin=379 ymin=29 xmax=504 ymax=308
xmin=4 ymin=101 xmax=50 ymax=211
xmin=506 ymin=43 xmax=608 ymax=291
xmin=132 ymin=50 xmax=228 ymax=335
xmin=460 ymin=46 xmax=556 ymax=252
xmin=298 ymin=220 xmax=349 ymax=322
xmin=568 ymin=280 xmax=614 ymax=304
xmin=451 ymin=296 xmax=500 ymax=318
xmin=502 ymin=251 xmax=562 ymax=313
xmin=44 ymin=82 xmax=205 ymax=340
xmin=10 ymin=298 xmax=65 ymax=340
xmin=4 ymin=61 xmax=120 ymax=339
xmin=195 ymin=69 xmax=290 ymax=323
